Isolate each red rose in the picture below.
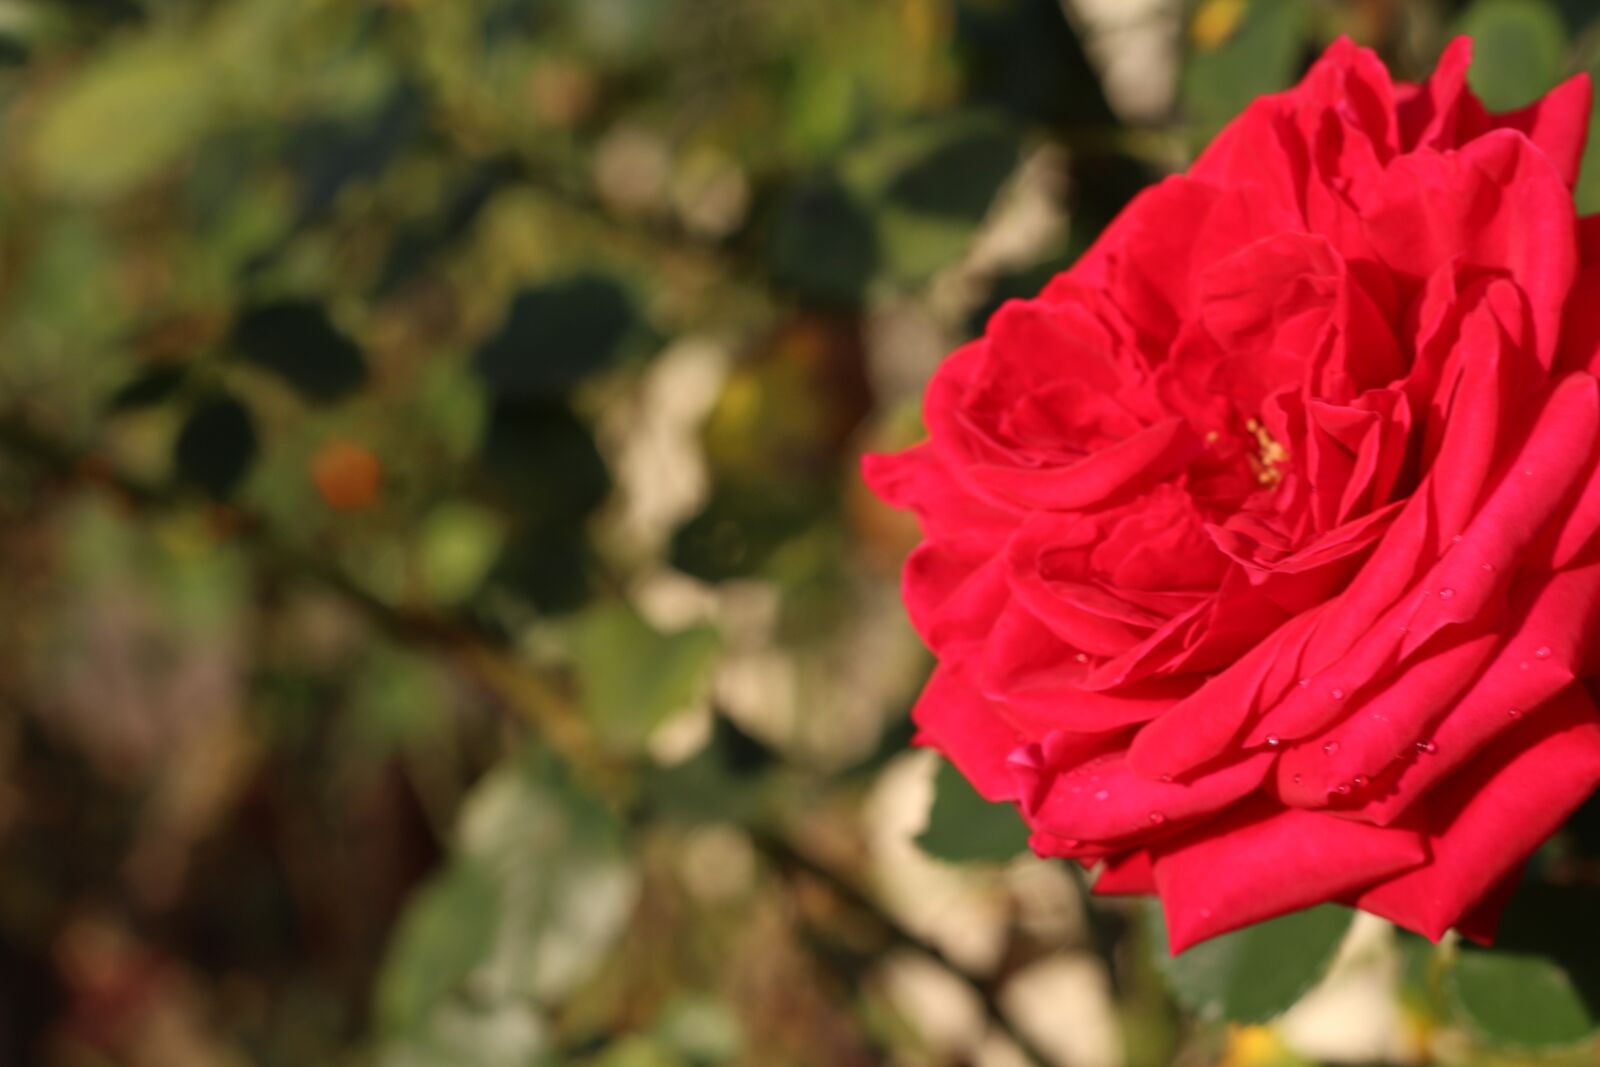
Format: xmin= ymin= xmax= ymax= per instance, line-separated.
xmin=865 ymin=37 xmax=1600 ymax=952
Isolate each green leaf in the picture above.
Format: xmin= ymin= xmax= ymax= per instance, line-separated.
xmin=1149 ymin=903 xmax=1354 ymax=1023
xmin=475 ymin=275 xmax=643 ymax=399
xmin=376 ymin=861 xmax=501 ymax=1032
xmin=174 ymin=394 xmax=258 ymax=499
xmin=30 ymin=38 xmax=217 ymax=202
xmin=567 ymin=603 xmax=720 ymax=750
xmin=375 ymin=754 xmax=637 ymax=1056
xmin=916 ymin=757 xmax=1030 ymax=863
xmin=1446 ymin=950 xmax=1599 ymax=1051
xmin=883 ymin=122 xmax=1021 ymax=223
xmin=1444 ymin=879 xmax=1600 ymax=1051
xmin=232 ymin=300 xmax=368 ymax=404
xmin=767 ymin=177 xmax=879 ymax=307
xmin=1454 ymin=0 xmax=1567 ymax=112
xmin=1180 ymin=0 xmax=1308 ymax=141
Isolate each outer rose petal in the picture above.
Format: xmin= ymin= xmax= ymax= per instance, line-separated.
xmin=1353 ymin=685 xmax=1600 ymax=942
xmin=1152 ymin=805 xmax=1426 ymax=952
xmin=911 ymin=666 xmax=1023 ymax=802
xmin=1363 ymin=129 xmax=1578 ymax=369
xmin=1092 ymin=850 xmax=1156 ymax=896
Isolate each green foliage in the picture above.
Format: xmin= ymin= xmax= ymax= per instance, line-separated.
xmin=1180 ymin=0 xmax=1309 ymax=140
xmin=1446 ymin=949 xmax=1599 ymax=1051
xmin=916 ymin=757 xmax=1030 ymax=863
xmin=1148 ymin=903 xmax=1355 ymax=1023
xmin=1455 ymin=0 xmax=1568 ymax=111
xmin=566 ymin=603 xmax=721 ymax=751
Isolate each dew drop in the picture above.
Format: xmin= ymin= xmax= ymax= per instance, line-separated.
xmin=1113 ymin=674 xmax=1127 ymax=685
xmin=1298 ymin=678 xmax=1310 ymax=688
xmin=1438 ymin=588 xmax=1455 ymax=600
xmin=1335 ymin=783 xmax=1351 ymax=796
xmin=1508 ymin=706 xmax=1523 ymax=719
xmin=1292 ymin=774 xmax=1303 ymax=785
xmin=1520 ymin=660 xmax=1531 ymax=671
xmin=1323 ymin=740 xmax=1340 ymax=755
xmin=1074 ymin=652 xmax=1089 ymax=664
xmin=1535 ymin=646 xmax=1552 ymax=659
xmin=1160 ymin=773 xmax=1173 ymax=783
xmin=1353 ymin=775 xmax=1369 ymax=788
xmin=1524 ymin=468 xmax=1535 ymax=477
xmin=1148 ymin=812 xmax=1167 ymax=826
xmin=1265 ymin=734 xmax=1282 ymax=747
xmin=1061 ymin=838 xmax=1081 ymax=849
xmin=1450 ymin=534 xmax=1463 ymax=544
xmin=1330 ymin=688 xmax=1345 ymax=700
xmin=1481 ymin=563 xmax=1494 ymax=573
xmin=1416 ymin=740 xmax=1437 ymax=755
xmin=1398 ymin=623 xmax=1410 ymax=634
xmin=1094 ymin=789 xmax=1110 ymax=801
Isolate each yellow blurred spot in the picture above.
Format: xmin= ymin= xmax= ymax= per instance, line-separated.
xmin=1192 ymin=0 xmax=1249 ymax=51
xmin=312 ymin=440 xmax=383 ymax=513
xmin=1222 ymin=1024 xmax=1286 ymax=1067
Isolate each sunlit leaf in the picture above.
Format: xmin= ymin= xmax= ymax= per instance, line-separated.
xmin=1455 ymin=0 xmax=1567 ymax=111
xmin=567 ymin=602 xmax=720 ymax=751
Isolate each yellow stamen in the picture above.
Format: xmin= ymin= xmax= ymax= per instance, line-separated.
xmin=1245 ymin=418 xmax=1288 ymax=487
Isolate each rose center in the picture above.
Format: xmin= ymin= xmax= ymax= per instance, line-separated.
xmin=1245 ymin=418 xmax=1288 ymax=487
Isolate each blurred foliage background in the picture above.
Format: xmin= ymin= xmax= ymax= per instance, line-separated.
xmin=6 ymin=1 xmax=1600 ymax=1065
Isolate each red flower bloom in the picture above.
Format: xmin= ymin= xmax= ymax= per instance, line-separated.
xmin=865 ymin=37 xmax=1600 ymax=951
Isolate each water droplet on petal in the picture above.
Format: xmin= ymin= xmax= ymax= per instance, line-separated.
xmin=1524 ymin=468 xmax=1535 ymax=477
xmin=1450 ymin=534 xmax=1463 ymax=544
xmin=1335 ymin=783 xmax=1351 ymax=795
xmin=1061 ymin=838 xmax=1081 ymax=849
xmin=1159 ymin=773 xmax=1173 ymax=783
xmin=1353 ymin=775 xmax=1369 ymax=788
xmin=1292 ymin=774 xmax=1303 ymax=785
xmin=1398 ymin=623 xmax=1410 ymax=634
xmin=1330 ymin=688 xmax=1345 ymax=700
xmin=1482 ymin=563 xmax=1494 ymax=573
xmin=1508 ymin=706 xmax=1523 ymax=719
xmin=1148 ymin=812 xmax=1166 ymax=826
xmin=1416 ymin=740 xmax=1437 ymax=755
xmin=1094 ymin=789 xmax=1110 ymax=801
xmin=1074 ymin=652 xmax=1088 ymax=664
xmin=1438 ymin=588 xmax=1455 ymax=600
xmin=1323 ymin=741 xmax=1340 ymax=755
xmin=1113 ymin=674 xmax=1127 ymax=685
xmin=1536 ymin=646 xmax=1552 ymax=659
xmin=1298 ymin=678 xmax=1310 ymax=688
xmin=1265 ymin=734 xmax=1281 ymax=747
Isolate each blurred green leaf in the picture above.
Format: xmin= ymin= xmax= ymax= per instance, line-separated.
xmin=953 ymin=0 xmax=1114 ymax=126
xmin=883 ymin=121 xmax=1020 ymax=223
xmin=481 ymin=399 xmax=610 ymax=522
xmin=567 ymin=603 xmax=720 ymax=751
xmin=476 ymin=275 xmax=644 ymax=399
xmin=30 ymin=38 xmax=217 ymax=202
xmin=107 ymin=365 xmax=188 ymax=412
xmin=418 ymin=502 xmax=506 ymax=605
xmin=767 ymin=177 xmax=879 ymax=307
xmin=233 ymin=300 xmax=368 ymax=404
xmin=1447 ymin=949 xmax=1599 ymax=1051
xmin=1455 ymin=0 xmax=1567 ymax=111
xmin=377 ymin=754 xmax=637 ymax=1055
xmin=1181 ymin=0 xmax=1308 ymax=140
xmin=376 ymin=860 xmax=502 ymax=1032
xmin=174 ymin=393 xmax=258 ymax=499
xmin=916 ymin=757 xmax=1029 ymax=863
xmin=1149 ymin=903 xmax=1353 ymax=1023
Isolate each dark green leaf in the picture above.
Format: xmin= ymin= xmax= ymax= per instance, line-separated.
xmin=1454 ymin=0 xmax=1566 ymax=112
xmin=174 ymin=394 xmax=257 ymax=499
xmin=767 ymin=177 xmax=878 ymax=308
xmin=885 ymin=123 xmax=1021 ymax=223
xmin=952 ymin=0 xmax=1114 ymax=127
xmin=233 ymin=301 xmax=367 ymax=404
xmin=480 ymin=399 xmax=610 ymax=523
xmin=107 ymin=365 xmax=187 ymax=412
xmin=916 ymin=757 xmax=1030 ymax=863
xmin=1149 ymin=903 xmax=1354 ymax=1023
xmin=1447 ymin=950 xmax=1598 ymax=1051
xmin=475 ymin=275 xmax=642 ymax=398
